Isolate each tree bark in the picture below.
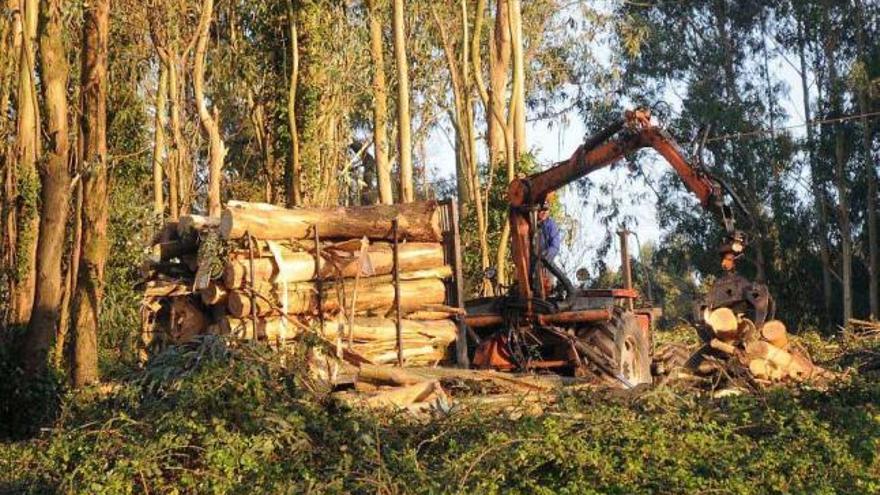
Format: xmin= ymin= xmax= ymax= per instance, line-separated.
xmin=219 ymin=200 xmax=443 ymax=241
xmin=0 ymin=0 xmax=17 ymax=326
xmin=71 ymin=0 xmax=109 ymax=387
xmin=249 ymin=96 xmax=275 ymax=203
xmin=508 ymin=0 xmax=525 ymax=158
xmin=193 ymin=0 xmax=224 ymax=218
xmin=494 ymin=0 xmax=525 ymax=286
xmin=488 ymin=0 xmax=510 ymax=169
xmin=797 ymin=17 xmax=834 ymax=322
xmin=55 ymin=177 xmax=82 ymax=368
xmin=822 ymin=9 xmax=852 ymax=323
xmin=285 ymin=0 xmax=301 ymax=207
xmin=367 ymin=0 xmax=393 ymax=205
xmin=23 ymin=0 xmax=69 ymax=375
xmin=855 ymin=0 xmax=878 ymax=317
xmin=392 ymin=0 xmax=413 ymax=202
xmin=10 ymin=0 xmax=40 ymax=326
xmin=152 ymin=64 xmax=168 ymax=219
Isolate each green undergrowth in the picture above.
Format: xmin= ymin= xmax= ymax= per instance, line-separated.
xmin=1 ymin=336 xmax=879 ymax=494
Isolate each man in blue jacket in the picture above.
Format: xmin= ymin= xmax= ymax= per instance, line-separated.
xmin=537 ymin=203 xmax=561 ymax=295
xmin=538 ymin=204 xmax=561 ymax=263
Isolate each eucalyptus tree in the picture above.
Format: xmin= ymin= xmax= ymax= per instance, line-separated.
xmin=22 ymin=0 xmax=70 ymax=374
xmin=607 ymin=0 xmax=825 ymax=323
xmin=71 ymin=0 xmax=110 ymax=387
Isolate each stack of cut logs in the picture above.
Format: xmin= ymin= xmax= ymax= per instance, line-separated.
xmin=698 ymin=307 xmax=833 ymax=383
xmin=142 ymin=200 xmax=460 ymax=367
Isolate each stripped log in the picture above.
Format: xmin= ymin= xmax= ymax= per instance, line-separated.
xmin=709 ymin=338 xmax=737 ymax=355
xmin=226 ymin=277 xmax=447 ymax=317
xmin=219 ymin=200 xmax=443 ymax=241
xmin=218 ymin=316 xmax=456 ymax=343
xmin=358 ymin=364 xmax=428 ymax=385
xmin=361 ymin=380 xmax=441 ymax=408
xmin=144 ymin=280 xmax=192 ymax=297
xmin=177 ymin=214 xmax=220 ymax=237
xmin=223 ymin=243 xmax=446 ymax=287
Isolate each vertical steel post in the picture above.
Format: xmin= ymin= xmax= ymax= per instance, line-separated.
xmin=618 ymin=228 xmax=634 ymax=310
xmin=314 ymin=225 xmax=324 ymax=335
xmin=392 ymin=218 xmax=403 ymax=366
xmin=448 ymin=200 xmax=469 ymax=367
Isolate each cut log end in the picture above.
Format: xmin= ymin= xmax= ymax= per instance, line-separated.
xmin=761 ymin=320 xmax=788 ymax=348
xmin=706 ymin=307 xmax=739 ymax=340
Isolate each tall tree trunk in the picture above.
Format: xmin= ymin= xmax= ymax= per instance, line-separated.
xmin=392 ymin=0 xmax=413 ymax=203
xmin=23 ymin=0 xmax=69 ymax=374
xmin=283 ymin=6 xmax=300 ymax=205
xmin=367 ymin=0 xmax=392 ymax=205
xmin=152 ymin=64 xmax=168 ymax=219
xmin=488 ymin=0 xmax=510 ymax=169
xmin=822 ymin=9 xmax=852 ymax=323
xmin=285 ymin=0 xmax=301 ymax=207
xmin=494 ymin=0 xmax=524 ymax=286
xmin=855 ymin=0 xmax=878 ymax=317
xmin=0 ymin=0 xmax=21 ymax=326
xmin=11 ymin=0 xmax=40 ymax=326
xmin=248 ymin=94 xmax=275 ymax=203
xmin=508 ymin=0 xmax=525 ymax=158
xmin=166 ymin=59 xmax=182 ymax=219
xmin=55 ymin=176 xmax=81 ymax=369
xmin=71 ymin=0 xmax=109 ymax=387
xmin=194 ymin=0 xmax=224 ymax=217
xmin=797 ymin=18 xmax=834 ymax=322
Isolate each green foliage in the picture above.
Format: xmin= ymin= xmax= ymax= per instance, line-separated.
xmin=14 ymin=161 xmax=39 ymax=282
xmin=2 ymin=336 xmax=879 ymax=493
xmin=0 ymin=328 xmax=62 ymax=440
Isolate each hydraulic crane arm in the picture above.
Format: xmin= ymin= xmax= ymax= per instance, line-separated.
xmin=508 ymin=108 xmax=747 ymax=302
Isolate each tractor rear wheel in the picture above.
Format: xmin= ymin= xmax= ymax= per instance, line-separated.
xmin=576 ymin=309 xmax=652 ymax=386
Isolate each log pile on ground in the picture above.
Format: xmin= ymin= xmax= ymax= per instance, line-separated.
xmin=684 ymin=307 xmax=835 ymax=385
xmin=333 ymin=363 xmax=593 ymax=415
xmin=140 ymin=200 xmax=459 ymax=367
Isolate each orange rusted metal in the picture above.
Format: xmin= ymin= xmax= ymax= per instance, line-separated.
xmin=507 ymin=108 xmax=727 ymax=304
xmin=472 ymin=334 xmax=516 ymax=370
xmin=464 ymin=314 xmax=504 ymax=328
xmin=465 ymin=309 xmax=612 ymax=329
xmin=537 ymin=309 xmax=611 ymax=325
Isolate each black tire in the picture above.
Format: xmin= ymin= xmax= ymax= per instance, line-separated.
xmin=577 ymin=309 xmax=653 ymax=386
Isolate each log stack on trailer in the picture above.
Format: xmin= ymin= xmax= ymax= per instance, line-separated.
xmin=140 ymin=200 xmax=464 ymax=368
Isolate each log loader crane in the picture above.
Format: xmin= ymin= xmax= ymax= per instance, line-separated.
xmin=463 ymin=108 xmax=773 ymax=387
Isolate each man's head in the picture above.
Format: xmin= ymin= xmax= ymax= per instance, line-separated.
xmin=538 ymin=204 xmax=550 ymax=222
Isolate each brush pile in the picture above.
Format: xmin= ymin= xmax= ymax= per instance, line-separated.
xmin=141 ymin=200 xmax=461 ymax=367
xmin=688 ymin=307 xmax=834 ymax=384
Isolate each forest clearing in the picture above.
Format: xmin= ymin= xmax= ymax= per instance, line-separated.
xmin=1 ymin=0 xmax=879 ymax=493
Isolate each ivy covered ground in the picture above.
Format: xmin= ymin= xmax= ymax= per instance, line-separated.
xmin=1 ymin=329 xmax=878 ymax=494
